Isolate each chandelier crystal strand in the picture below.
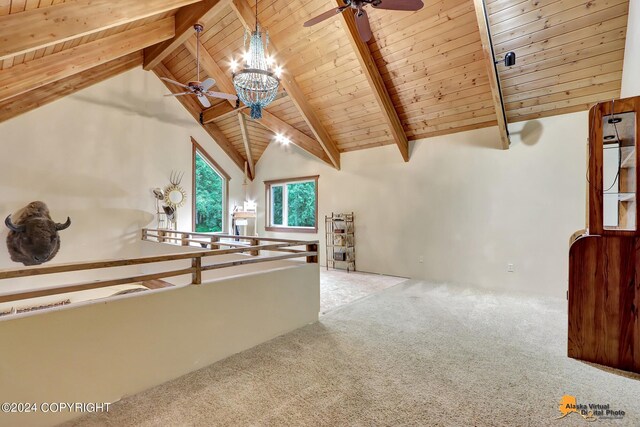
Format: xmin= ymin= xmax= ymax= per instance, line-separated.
xmin=232 ymin=0 xmax=280 ymax=120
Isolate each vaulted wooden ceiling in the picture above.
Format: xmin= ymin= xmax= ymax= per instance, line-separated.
xmin=0 ymin=0 xmax=630 ymax=179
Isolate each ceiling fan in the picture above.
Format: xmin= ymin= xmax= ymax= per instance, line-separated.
xmin=161 ymin=24 xmax=238 ymax=108
xmin=304 ymin=0 xmax=424 ymax=42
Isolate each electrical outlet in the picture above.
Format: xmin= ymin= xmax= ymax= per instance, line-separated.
xmin=418 ymin=256 xmax=424 ymax=263
xmin=507 ymin=263 xmax=515 ymax=273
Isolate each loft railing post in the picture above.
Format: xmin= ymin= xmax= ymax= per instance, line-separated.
xmin=192 ymin=257 xmax=202 ymax=285
xmin=210 ymin=236 xmax=219 ymax=249
xmin=250 ymin=238 xmax=260 ymax=256
xmin=142 ymin=228 xmax=148 ymax=241
xmin=306 ymin=243 xmax=318 ymax=263
xmin=158 ymin=229 xmax=166 ymax=243
xmin=182 ymin=233 xmax=190 ymax=247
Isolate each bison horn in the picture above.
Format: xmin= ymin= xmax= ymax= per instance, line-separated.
xmin=55 ymin=217 xmax=71 ymax=231
xmin=5 ymin=215 xmax=26 ymax=232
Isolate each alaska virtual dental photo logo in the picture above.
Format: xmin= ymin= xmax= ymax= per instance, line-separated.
xmin=557 ymin=395 xmax=626 ymax=422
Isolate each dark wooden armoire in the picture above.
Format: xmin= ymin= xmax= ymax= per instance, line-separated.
xmin=568 ymin=95 xmax=640 ymax=374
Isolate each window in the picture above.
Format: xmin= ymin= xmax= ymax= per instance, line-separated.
xmin=192 ymin=138 xmax=229 ymax=233
xmin=265 ymin=176 xmax=318 ymax=232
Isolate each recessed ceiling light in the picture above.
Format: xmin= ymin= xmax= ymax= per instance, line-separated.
xmin=608 ymin=117 xmax=622 ymax=124
xmin=604 ymin=135 xmax=616 ymax=140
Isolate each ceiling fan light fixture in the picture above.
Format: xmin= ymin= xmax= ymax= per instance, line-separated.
xmin=232 ymin=0 xmax=280 ymax=120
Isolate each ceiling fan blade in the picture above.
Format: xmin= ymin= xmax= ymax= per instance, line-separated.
xmin=197 ymin=93 xmax=212 ymax=108
xmin=205 ymin=91 xmax=238 ymax=101
xmin=201 ymin=78 xmax=216 ymax=91
xmin=355 ymin=9 xmax=373 ymax=42
xmin=372 ymin=0 xmax=424 ymax=11
xmin=164 ymin=92 xmax=192 ymax=97
xmin=160 ymin=77 xmax=191 ymax=90
xmin=303 ymin=6 xmax=347 ymax=27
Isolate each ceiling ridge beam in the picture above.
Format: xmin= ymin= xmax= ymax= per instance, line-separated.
xmin=472 ymin=0 xmax=510 ymax=149
xmin=337 ymin=1 xmax=410 ymax=162
xmin=0 ymin=17 xmax=175 ymax=103
xmin=144 ymin=0 xmax=230 ymax=71
xmin=237 ymin=112 xmax=255 ymax=179
xmin=247 ymin=110 xmax=332 ymax=165
xmin=0 ymin=0 xmax=199 ymax=63
xmin=154 ymin=63 xmax=248 ymax=177
xmin=230 ymin=0 xmax=341 ymax=170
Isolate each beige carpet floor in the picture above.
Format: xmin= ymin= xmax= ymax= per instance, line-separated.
xmin=319 ymin=269 xmax=407 ymax=314
xmin=67 ymin=281 xmax=640 ymax=426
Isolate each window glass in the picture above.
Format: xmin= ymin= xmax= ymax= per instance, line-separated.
xmin=287 ymin=182 xmax=316 ymax=227
xmin=194 ymin=151 xmax=224 ymax=232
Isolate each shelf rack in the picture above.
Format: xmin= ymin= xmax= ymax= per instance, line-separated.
xmin=325 ymin=212 xmax=355 ymax=272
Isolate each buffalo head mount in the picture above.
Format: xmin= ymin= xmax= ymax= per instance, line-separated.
xmin=5 ymin=201 xmax=71 ymax=266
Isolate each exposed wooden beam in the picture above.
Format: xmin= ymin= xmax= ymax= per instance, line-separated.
xmin=0 ymin=17 xmax=174 ymax=103
xmin=154 ymin=63 xmax=248 ymax=175
xmin=237 ymin=112 xmax=254 ymax=179
xmin=246 ymin=110 xmax=331 ymax=165
xmin=0 ymin=52 xmax=143 ymax=124
xmin=201 ymin=91 xmax=288 ymax=123
xmin=0 ymin=0 xmax=199 ymax=62
xmin=337 ymin=1 xmax=409 ymax=162
xmin=230 ymin=0 xmax=341 ymax=169
xmin=472 ymin=0 xmax=510 ymax=149
xmin=144 ymin=0 xmax=229 ymax=71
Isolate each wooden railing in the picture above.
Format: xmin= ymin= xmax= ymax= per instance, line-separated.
xmin=0 ymin=229 xmax=318 ymax=304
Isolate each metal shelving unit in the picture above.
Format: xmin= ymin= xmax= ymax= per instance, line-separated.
xmin=325 ymin=212 xmax=355 ymax=272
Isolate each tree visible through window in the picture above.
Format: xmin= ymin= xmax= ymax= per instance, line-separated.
xmin=194 ymin=151 xmax=225 ymax=232
xmin=266 ymin=177 xmax=318 ymax=231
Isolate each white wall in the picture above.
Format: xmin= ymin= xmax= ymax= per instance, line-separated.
xmin=0 ymin=68 xmax=246 ymax=291
xmin=251 ymin=113 xmax=587 ymax=298
xmin=0 ymin=262 xmax=319 ymax=427
xmin=622 ymin=0 xmax=640 ymax=97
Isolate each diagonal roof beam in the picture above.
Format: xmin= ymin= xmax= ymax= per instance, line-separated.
xmin=337 ymin=1 xmax=409 ymax=162
xmin=201 ymin=91 xmax=288 ymax=123
xmin=0 ymin=17 xmax=175 ymax=103
xmin=237 ymin=112 xmax=255 ymax=179
xmin=472 ymin=0 xmax=510 ymax=149
xmin=0 ymin=53 xmax=143 ymax=124
xmin=154 ymin=63 xmax=249 ymax=177
xmin=248 ymin=110 xmax=332 ymax=165
xmin=230 ymin=0 xmax=341 ymax=170
xmin=144 ymin=0 xmax=230 ymax=71
xmin=0 ymin=0 xmax=200 ymax=62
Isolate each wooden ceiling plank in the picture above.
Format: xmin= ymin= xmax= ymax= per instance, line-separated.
xmin=246 ymin=109 xmax=331 ymax=165
xmin=154 ymin=62 xmax=247 ymax=175
xmin=0 ymin=0 xmax=199 ymax=62
xmin=336 ymin=0 xmax=409 ymax=161
xmin=237 ymin=112 xmax=254 ymax=179
xmin=144 ymin=0 xmax=229 ymax=71
xmin=0 ymin=17 xmax=175 ymax=103
xmin=472 ymin=0 xmax=509 ymax=149
xmin=230 ymin=0 xmax=341 ymax=170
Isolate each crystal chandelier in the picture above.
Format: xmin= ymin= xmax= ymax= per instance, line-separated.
xmin=232 ymin=0 xmax=280 ymax=120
